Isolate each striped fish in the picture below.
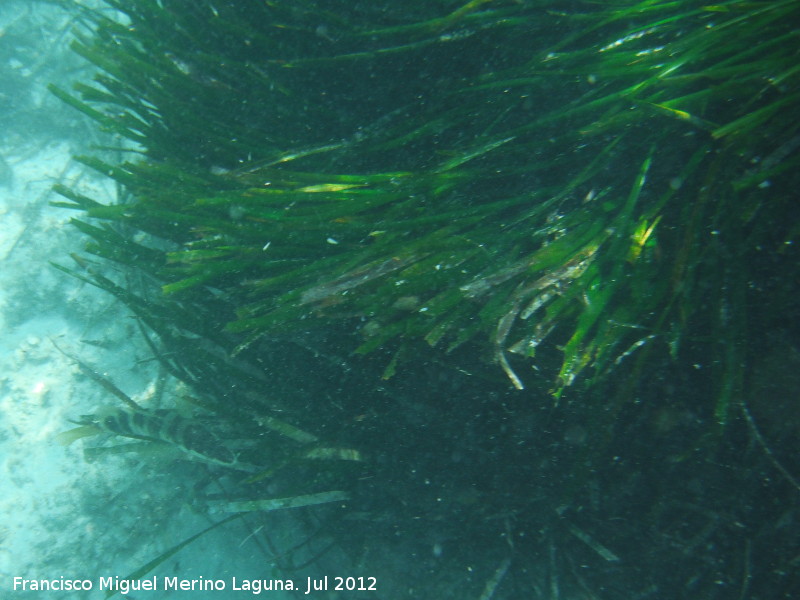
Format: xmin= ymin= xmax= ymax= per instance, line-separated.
xmin=84 ymin=408 xmax=241 ymax=469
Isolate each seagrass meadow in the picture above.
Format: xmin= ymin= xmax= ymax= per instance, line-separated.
xmin=49 ymin=1 xmax=798 ymax=598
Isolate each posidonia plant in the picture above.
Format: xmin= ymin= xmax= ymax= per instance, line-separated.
xmin=52 ymin=1 xmax=798 ymax=409
xmin=50 ymin=2 xmax=799 ymax=597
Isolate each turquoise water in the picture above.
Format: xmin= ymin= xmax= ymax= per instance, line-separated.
xmin=0 ymin=3 xmax=291 ymax=598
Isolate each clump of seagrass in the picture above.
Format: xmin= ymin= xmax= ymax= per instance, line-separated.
xmin=51 ymin=0 xmax=798 ymax=409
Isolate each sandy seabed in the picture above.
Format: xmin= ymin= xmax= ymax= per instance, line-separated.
xmin=0 ymin=141 xmax=279 ymax=599
xmin=0 ymin=5 xmax=297 ymax=598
